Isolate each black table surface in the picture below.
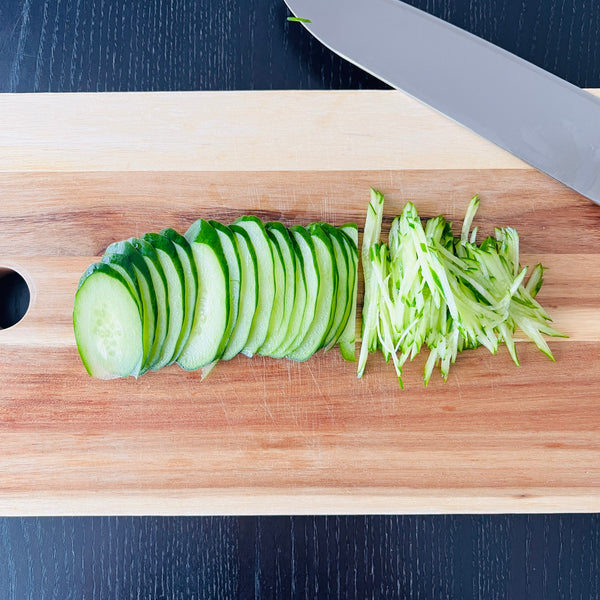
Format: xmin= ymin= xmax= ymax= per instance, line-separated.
xmin=1 ymin=0 xmax=599 ymax=598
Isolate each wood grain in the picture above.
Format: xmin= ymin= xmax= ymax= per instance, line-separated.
xmin=2 ymin=1 xmax=599 ymax=596
xmin=2 ymin=0 xmax=600 ymax=94
xmin=1 ymin=90 xmax=599 ymax=515
xmin=1 ymin=514 xmax=597 ymax=599
xmin=0 ymin=90 xmax=530 ymax=173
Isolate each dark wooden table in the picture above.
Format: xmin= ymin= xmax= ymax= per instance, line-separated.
xmin=1 ymin=0 xmax=599 ymax=597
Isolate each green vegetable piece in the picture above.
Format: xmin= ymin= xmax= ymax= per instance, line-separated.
xmin=73 ymin=263 xmax=144 ymax=380
xmin=357 ymin=188 xmax=385 ymax=378
xmin=359 ymin=191 xmax=565 ymax=387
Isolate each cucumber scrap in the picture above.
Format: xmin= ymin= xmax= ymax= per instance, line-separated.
xmin=358 ymin=191 xmax=565 ymax=387
xmin=73 ymin=216 xmax=358 ymax=379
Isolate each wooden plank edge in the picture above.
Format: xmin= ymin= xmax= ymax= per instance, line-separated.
xmin=4 ymin=90 xmax=598 ymax=173
xmin=1 ymin=488 xmax=599 ymax=516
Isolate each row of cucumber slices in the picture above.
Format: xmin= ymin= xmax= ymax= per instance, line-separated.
xmin=73 ymin=217 xmax=359 ymax=379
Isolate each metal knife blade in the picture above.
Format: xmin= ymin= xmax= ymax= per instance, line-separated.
xmin=284 ymin=0 xmax=600 ymax=205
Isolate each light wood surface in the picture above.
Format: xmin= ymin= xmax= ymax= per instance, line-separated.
xmin=1 ymin=90 xmax=599 ymax=515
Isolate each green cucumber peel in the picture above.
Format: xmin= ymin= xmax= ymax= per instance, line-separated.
xmin=222 ymin=225 xmax=259 ymax=361
xmin=319 ymin=223 xmax=351 ymax=352
xmin=129 ymin=236 xmax=170 ymax=370
xmin=232 ymin=216 xmax=275 ymax=357
xmin=141 ymin=232 xmax=187 ymax=369
xmin=209 ymin=220 xmax=242 ymax=357
xmin=259 ymin=222 xmax=297 ymax=357
xmin=337 ymin=224 xmax=359 ymax=362
xmin=159 ymin=228 xmax=199 ymax=362
xmin=282 ymin=225 xmax=318 ymax=357
xmin=286 ymin=223 xmax=335 ymax=361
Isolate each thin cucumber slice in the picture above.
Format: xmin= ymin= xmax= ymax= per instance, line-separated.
xmin=268 ymin=230 xmax=307 ymax=359
xmin=287 ymin=223 xmax=336 ymax=361
xmin=129 ymin=237 xmax=170 ymax=370
xmin=360 ymin=196 xmax=564 ymax=387
xmin=104 ymin=239 xmax=157 ymax=373
xmin=260 ymin=223 xmax=297 ymax=357
xmin=99 ymin=252 xmax=146 ymax=375
xmin=141 ymin=232 xmax=185 ymax=369
xmin=160 ymin=228 xmax=198 ymax=361
xmin=221 ymin=225 xmax=259 ymax=360
xmin=232 ymin=216 xmax=275 ymax=357
xmin=320 ymin=223 xmax=351 ymax=351
xmin=209 ymin=221 xmax=241 ymax=353
xmin=178 ymin=219 xmax=230 ymax=370
xmin=338 ymin=223 xmax=359 ymax=362
xmin=280 ymin=226 xmax=316 ymax=356
xmin=73 ymin=263 xmax=143 ymax=379
xmin=257 ymin=226 xmax=287 ymax=356
xmin=358 ymin=188 xmax=385 ymax=377
xmin=100 ymin=252 xmax=142 ymax=314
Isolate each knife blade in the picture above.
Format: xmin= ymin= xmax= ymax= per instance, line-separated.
xmin=284 ymin=0 xmax=600 ymax=205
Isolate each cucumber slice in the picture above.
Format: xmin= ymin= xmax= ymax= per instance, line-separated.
xmin=100 ymin=252 xmax=142 ymax=314
xmin=320 ymin=223 xmax=351 ymax=351
xmin=141 ymin=232 xmax=185 ymax=369
xmin=73 ymin=263 xmax=143 ymax=379
xmin=209 ymin=221 xmax=241 ymax=353
xmin=129 ymin=237 xmax=170 ymax=370
xmin=221 ymin=225 xmax=259 ymax=360
xmin=260 ymin=223 xmax=297 ymax=357
xmin=287 ymin=223 xmax=336 ymax=362
xmin=257 ymin=225 xmax=288 ymax=356
xmin=104 ymin=239 xmax=157 ymax=373
xmin=232 ymin=216 xmax=275 ymax=357
xmin=357 ymin=189 xmax=385 ymax=377
xmin=268 ymin=230 xmax=307 ymax=359
xmin=178 ymin=219 xmax=230 ymax=370
xmin=281 ymin=226 xmax=317 ymax=356
xmin=99 ymin=252 xmax=147 ymax=375
xmin=338 ymin=223 xmax=359 ymax=362
xmin=77 ymin=216 xmax=362 ymax=378
xmin=160 ymin=228 xmax=198 ymax=361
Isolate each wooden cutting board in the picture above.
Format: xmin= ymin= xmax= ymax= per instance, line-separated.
xmin=1 ymin=90 xmax=599 ymax=516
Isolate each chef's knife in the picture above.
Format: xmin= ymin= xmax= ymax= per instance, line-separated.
xmin=284 ymin=0 xmax=600 ymax=205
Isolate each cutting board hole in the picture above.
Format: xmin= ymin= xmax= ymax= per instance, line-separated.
xmin=0 ymin=268 xmax=31 ymax=330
